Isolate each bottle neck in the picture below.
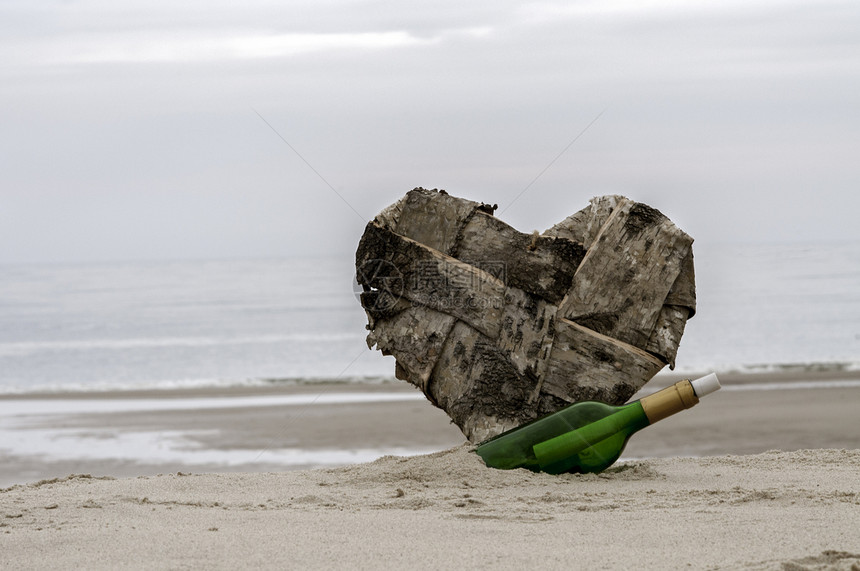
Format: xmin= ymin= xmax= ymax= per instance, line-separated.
xmin=638 ymin=380 xmax=699 ymax=424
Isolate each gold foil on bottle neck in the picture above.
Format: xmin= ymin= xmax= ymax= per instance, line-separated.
xmin=640 ymin=380 xmax=700 ymax=424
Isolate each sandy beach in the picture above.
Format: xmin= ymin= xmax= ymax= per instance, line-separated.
xmin=2 ymin=448 xmax=859 ymax=570
xmin=2 ymin=370 xmax=860 ymax=569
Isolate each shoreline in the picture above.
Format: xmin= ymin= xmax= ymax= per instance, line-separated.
xmin=2 ymin=368 xmax=860 ymax=488
xmin=3 ymin=367 xmax=860 ymax=400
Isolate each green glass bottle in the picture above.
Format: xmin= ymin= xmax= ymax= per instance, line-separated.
xmin=475 ymin=373 xmax=721 ymax=474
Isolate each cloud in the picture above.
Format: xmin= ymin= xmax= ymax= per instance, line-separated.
xmin=31 ymin=31 xmax=437 ymax=65
xmin=1 ymin=0 xmax=500 ymax=67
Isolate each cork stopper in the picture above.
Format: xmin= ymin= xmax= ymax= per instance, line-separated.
xmin=690 ymin=373 xmax=721 ymax=397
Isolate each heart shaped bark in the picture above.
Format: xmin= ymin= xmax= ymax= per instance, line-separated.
xmin=356 ymin=188 xmax=695 ymax=443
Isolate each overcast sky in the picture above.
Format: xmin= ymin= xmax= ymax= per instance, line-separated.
xmin=2 ymin=0 xmax=858 ymax=264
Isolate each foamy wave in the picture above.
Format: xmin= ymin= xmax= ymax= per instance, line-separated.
xmin=0 ymin=333 xmax=367 ymax=356
xmin=0 ymin=391 xmax=425 ymax=416
xmin=0 ymin=374 xmax=398 ymax=395
xmin=722 ymin=379 xmax=860 ymax=391
xmin=667 ymin=360 xmax=860 ymax=376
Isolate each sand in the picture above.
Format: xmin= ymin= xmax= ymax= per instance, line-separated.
xmin=2 ymin=447 xmax=859 ymax=570
xmin=2 ymin=371 xmax=860 ymax=569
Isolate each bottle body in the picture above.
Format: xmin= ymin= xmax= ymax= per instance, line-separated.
xmin=475 ymin=375 xmax=720 ymax=475
xmin=475 ymin=400 xmax=649 ymax=474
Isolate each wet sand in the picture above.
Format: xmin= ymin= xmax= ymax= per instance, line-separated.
xmin=2 ymin=370 xmax=860 ymax=486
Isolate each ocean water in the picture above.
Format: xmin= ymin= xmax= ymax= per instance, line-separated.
xmin=1 ymin=242 xmax=858 ymax=394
